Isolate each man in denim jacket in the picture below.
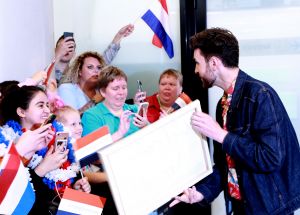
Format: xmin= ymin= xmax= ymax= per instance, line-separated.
xmin=171 ymin=28 xmax=300 ymax=215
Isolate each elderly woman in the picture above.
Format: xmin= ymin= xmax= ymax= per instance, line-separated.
xmin=81 ymin=66 xmax=148 ymax=142
xmin=142 ymin=68 xmax=183 ymax=123
xmin=57 ymin=51 xmax=106 ymax=114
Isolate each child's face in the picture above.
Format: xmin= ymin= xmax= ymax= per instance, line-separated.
xmin=63 ymin=111 xmax=83 ymax=140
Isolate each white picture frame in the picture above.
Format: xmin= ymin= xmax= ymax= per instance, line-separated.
xmin=99 ymin=100 xmax=212 ymax=215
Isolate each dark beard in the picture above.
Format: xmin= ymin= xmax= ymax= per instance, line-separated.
xmin=201 ymin=67 xmax=215 ymax=88
xmin=202 ymin=78 xmax=214 ymax=89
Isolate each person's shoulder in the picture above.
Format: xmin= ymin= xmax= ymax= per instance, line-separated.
xmin=58 ymin=82 xmax=77 ymax=90
xmin=241 ymin=72 xmax=278 ymax=99
xmin=83 ymin=102 xmax=105 ymax=116
xmin=123 ymin=103 xmax=138 ymax=112
xmin=146 ymin=93 xmax=158 ymax=102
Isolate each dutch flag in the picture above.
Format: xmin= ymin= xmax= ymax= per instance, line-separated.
xmin=57 ymin=187 xmax=106 ymax=215
xmin=0 ymin=143 xmax=35 ymax=215
xmin=74 ymin=126 xmax=112 ymax=167
xmin=142 ymin=0 xmax=174 ymax=58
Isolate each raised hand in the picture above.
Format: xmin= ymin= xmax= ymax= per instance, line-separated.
xmin=15 ymin=124 xmax=55 ymax=159
xmin=133 ymin=91 xmax=147 ymax=105
xmin=112 ymin=24 xmax=135 ymax=44
xmin=34 ymin=145 xmax=69 ymax=177
xmin=55 ymin=37 xmax=75 ymax=61
xmin=31 ymin=70 xmax=47 ymax=85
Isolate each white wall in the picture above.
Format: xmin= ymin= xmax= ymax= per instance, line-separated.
xmin=0 ymin=0 xmax=54 ymax=83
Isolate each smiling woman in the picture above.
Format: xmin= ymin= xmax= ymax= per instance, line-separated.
xmin=81 ymin=66 xmax=149 ymax=142
xmin=0 ymin=85 xmax=91 ymax=214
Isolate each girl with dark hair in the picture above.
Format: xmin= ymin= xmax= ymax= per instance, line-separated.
xmin=0 ymin=85 xmax=90 ymax=214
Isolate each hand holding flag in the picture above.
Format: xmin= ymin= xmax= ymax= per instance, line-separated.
xmin=43 ymin=59 xmax=56 ymax=86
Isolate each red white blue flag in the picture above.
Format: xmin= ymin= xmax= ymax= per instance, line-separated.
xmin=74 ymin=126 xmax=112 ymax=167
xmin=57 ymin=187 xmax=106 ymax=215
xmin=0 ymin=144 xmax=35 ymax=215
xmin=142 ymin=0 xmax=174 ymax=58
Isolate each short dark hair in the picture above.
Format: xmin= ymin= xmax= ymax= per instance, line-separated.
xmin=98 ymin=66 xmax=127 ymax=90
xmin=0 ymin=80 xmax=19 ymax=101
xmin=0 ymin=85 xmax=45 ymax=125
xmin=190 ymin=27 xmax=239 ymax=68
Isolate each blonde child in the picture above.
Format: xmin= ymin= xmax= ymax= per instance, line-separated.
xmin=54 ymin=105 xmax=107 ymax=182
xmin=54 ymin=105 xmax=117 ymax=213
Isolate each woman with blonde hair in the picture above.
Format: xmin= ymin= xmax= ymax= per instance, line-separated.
xmin=58 ymin=51 xmax=106 ymax=114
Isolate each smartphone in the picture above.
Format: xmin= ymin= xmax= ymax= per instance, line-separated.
xmin=63 ymin=32 xmax=74 ymax=39
xmin=55 ymin=132 xmax=69 ymax=152
xmin=40 ymin=114 xmax=56 ymax=127
xmin=137 ymin=102 xmax=149 ymax=117
xmin=137 ymin=80 xmax=144 ymax=103
xmin=137 ymin=80 xmax=143 ymax=92
xmin=63 ymin=32 xmax=74 ymax=44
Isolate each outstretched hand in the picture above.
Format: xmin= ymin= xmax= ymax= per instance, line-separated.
xmin=169 ymin=186 xmax=204 ymax=207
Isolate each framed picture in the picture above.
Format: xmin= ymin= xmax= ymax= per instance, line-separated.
xmin=99 ymin=100 xmax=212 ymax=215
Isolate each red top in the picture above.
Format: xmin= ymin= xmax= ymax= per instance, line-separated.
xmin=145 ymin=93 xmax=161 ymax=123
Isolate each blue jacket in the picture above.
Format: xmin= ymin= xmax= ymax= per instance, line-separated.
xmin=196 ymin=70 xmax=300 ymax=215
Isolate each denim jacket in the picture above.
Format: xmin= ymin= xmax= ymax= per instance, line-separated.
xmin=196 ymin=70 xmax=300 ymax=215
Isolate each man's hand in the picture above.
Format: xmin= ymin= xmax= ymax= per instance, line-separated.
xmin=169 ymin=186 xmax=204 ymax=207
xmin=191 ymin=111 xmax=228 ymax=143
xmin=55 ymin=37 xmax=75 ymax=61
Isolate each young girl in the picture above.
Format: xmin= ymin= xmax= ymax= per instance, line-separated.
xmin=0 ymin=85 xmax=90 ymax=214
xmin=55 ymin=105 xmax=119 ymax=214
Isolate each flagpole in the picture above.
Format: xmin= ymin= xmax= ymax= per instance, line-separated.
xmin=79 ymin=168 xmax=84 ymax=179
